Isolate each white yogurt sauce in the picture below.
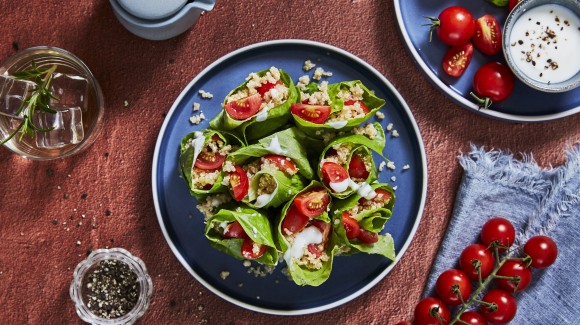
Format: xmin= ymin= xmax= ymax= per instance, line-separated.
xmin=509 ymin=4 xmax=580 ymax=84
xmin=265 ymin=136 xmax=288 ymax=155
xmin=284 ymin=226 xmax=322 ymax=263
xmin=326 ymin=120 xmax=348 ymax=129
xmin=329 ymin=179 xmax=349 ymax=192
xmin=253 ymin=186 xmax=278 ymax=208
xmin=191 ymin=133 xmax=206 ymax=163
xmin=255 ymin=109 xmax=268 ymax=122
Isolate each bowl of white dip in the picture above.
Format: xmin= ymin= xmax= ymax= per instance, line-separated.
xmin=503 ymin=0 xmax=580 ymax=93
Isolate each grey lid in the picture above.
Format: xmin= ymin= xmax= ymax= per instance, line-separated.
xmin=117 ymin=0 xmax=188 ymax=20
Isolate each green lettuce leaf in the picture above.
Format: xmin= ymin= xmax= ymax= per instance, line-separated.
xmin=179 ymin=129 xmax=243 ymax=199
xmin=486 ymin=0 xmax=508 ymax=6
xmin=209 ymin=68 xmax=298 ymax=143
xmin=330 ymin=183 xmax=396 ymax=260
xmin=293 ymin=80 xmax=386 ymax=137
xmin=205 ymin=205 xmax=278 ymax=266
xmin=275 ymin=181 xmax=337 ymax=286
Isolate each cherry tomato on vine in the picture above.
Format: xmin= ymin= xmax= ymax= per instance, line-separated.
xmin=459 ymin=311 xmax=488 ymax=325
xmin=471 ymin=62 xmax=515 ymax=109
xmin=414 ymin=297 xmax=450 ymax=325
xmin=435 ymin=269 xmax=472 ymax=306
xmin=480 ymin=289 xmax=518 ymax=324
xmin=425 ymin=6 xmax=475 ymax=47
xmin=442 ymin=42 xmax=474 ymax=77
xmin=472 ymin=14 xmax=502 ymax=56
xmin=523 ymin=235 xmax=558 ymax=268
xmin=459 ymin=244 xmax=494 ymax=281
xmin=481 ymin=217 xmax=516 ymax=251
xmin=495 ymin=260 xmax=532 ymax=292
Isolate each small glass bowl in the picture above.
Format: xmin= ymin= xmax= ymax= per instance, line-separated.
xmin=502 ymin=0 xmax=580 ymax=93
xmin=70 ymin=248 xmax=153 ymax=325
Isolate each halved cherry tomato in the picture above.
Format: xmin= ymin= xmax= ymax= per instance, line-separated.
xmin=282 ymin=205 xmax=309 ymax=234
xmin=359 ymin=188 xmax=392 ymax=207
xmin=224 ymin=94 xmax=262 ymax=120
xmin=294 ymin=189 xmax=331 ymax=217
xmin=344 ymin=100 xmax=370 ymax=114
xmin=357 ymin=229 xmax=379 ymax=244
xmin=321 ymin=162 xmax=349 ymax=187
xmin=241 ymin=238 xmax=268 ymax=260
xmin=291 ymin=103 xmax=331 ymax=124
xmin=229 ymin=166 xmax=249 ymax=201
xmin=442 ymin=42 xmax=474 ymax=77
xmin=342 ymin=212 xmax=361 ymax=240
xmin=194 ymin=151 xmax=226 ymax=170
xmin=264 ymin=154 xmax=297 ymax=174
xmin=472 ymin=14 xmax=502 ymax=56
xmin=348 ymin=154 xmax=370 ymax=180
xmin=308 ymin=220 xmax=331 ymax=257
xmin=257 ymin=80 xmax=282 ymax=97
xmin=471 ymin=62 xmax=514 ymax=109
xmin=223 ymin=220 xmax=247 ymax=239
xmin=426 ymin=6 xmax=475 ymax=46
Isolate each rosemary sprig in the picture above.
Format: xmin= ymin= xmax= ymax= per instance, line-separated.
xmin=0 ymin=61 xmax=60 ymax=145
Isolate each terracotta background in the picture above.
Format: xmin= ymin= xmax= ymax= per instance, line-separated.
xmin=0 ymin=1 xmax=578 ymax=324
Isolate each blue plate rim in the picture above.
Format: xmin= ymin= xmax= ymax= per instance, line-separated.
xmin=151 ymin=39 xmax=428 ymax=315
xmin=393 ymin=0 xmax=580 ymax=122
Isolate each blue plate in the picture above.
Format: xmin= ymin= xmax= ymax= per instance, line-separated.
xmin=394 ymin=0 xmax=580 ymax=122
xmin=152 ymin=40 xmax=427 ymax=315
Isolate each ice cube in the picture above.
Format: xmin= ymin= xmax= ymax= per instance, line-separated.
xmin=0 ymin=74 xmax=35 ymax=117
xmin=50 ymin=73 xmax=89 ymax=112
xmin=34 ymin=104 xmax=84 ymax=149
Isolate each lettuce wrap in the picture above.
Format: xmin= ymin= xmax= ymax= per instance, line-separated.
xmin=276 ymin=181 xmax=338 ymax=286
xmin=331 ymin=183 xmax=396 ymax=260
xmin=205 ymin=205 xmax=278 ymax=266
xmin=293 ymin=80 xmax=385 ymax=137
xmin=209 ymin=67 xmax=299 ymax=143
xmin=317 ymin=122 xmax=387 ymax=199
xmin=225 ymin=128 xmax=311 ymax=209
xmin=179 ymin=129 xmax=243 ymax=199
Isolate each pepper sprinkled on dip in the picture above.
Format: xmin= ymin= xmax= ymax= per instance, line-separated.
xmin=509 ymin=4 xmax=580 ymax=84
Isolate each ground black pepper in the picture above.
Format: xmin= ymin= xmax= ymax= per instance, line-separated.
xmin=85 ymin=259 xmax=140 ymax=319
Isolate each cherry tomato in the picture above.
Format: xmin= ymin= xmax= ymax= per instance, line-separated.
xmin=291 ymin=103 xmax=331 ymax=124
xmin=459 ymin=311 xmax=488 ymax=325
xmin=414 ymin=297 xmax=451 ymax=325
xmin=472 ymin=14 xmax=502 ymax=56
xmin=495 ymin=260 xmax=532 ymax=292
xmin=394 ymin=322 xmax=414 ymax=325
xmin=344 ymin=100 xmax=370 ymax=114
xmin=229 ymin=166 xmax=249 ymax=201
xmin=357 ymin=229 xmax=379 ymax=244
xmin=509 ymin=0 xmax=522 ymax=11
xmin=442 ymin=42 xmax=474 ymax=77
xmin=523 ymin=235 xmax=558 ymax=268
xmin=459 ymin=244 xmax=494 ymax=281
xmin=224 ymin=94 xmax=262 ymax=120
xmin=309 ymin=220 xmax=332 ymax=256
xmin=359 ymin=189 xmax=393 ymax=207
xmin=321 ymin=162 xmax=349 ymax=188
xmin=435 ymin=269 xmax=472 ymax=306
xmin=471 ymin=62 xmax=515 ymax=109
xmin=194 ymin=150 xmax=226 ymax=170
xmin=282 ymin=205 xmax=310 ymax=234
xmin=342 ymin=212 xmax=361 ymax=240
xmin=241 ymin=238 xmax=268 ymax=260
xmin=223 ymin=220 xmax=247 ymax=239
xmin=348 ymin=154 xmax=370 ymax=180
xmin=480 ymin=289 xmax=517 ymax=324
xmin=294 ymin=189 xmax=331 ymax=217
xmin=257 ymin=80 xmax=282 ymax=97
xmin=426 ymin=6 xmax=475 ymax=46
xmin=263 ymin=154 xmax=297 ymax=174
xmin=480 ymin=217 xmax=516 ymax=252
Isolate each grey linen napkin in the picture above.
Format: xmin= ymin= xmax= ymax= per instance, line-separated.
xmin=423 ymin=144 xmax=580 ymax=323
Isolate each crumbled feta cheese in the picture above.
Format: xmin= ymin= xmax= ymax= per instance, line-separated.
xmin=378 ymin=161 xmax=386 ymax=171
xmin=303 ymin=60 xmax=316 ymax=71
xmin=403 ymin=164 xmax=410 ymax=170
xmin=386 ymin=161 xmax=396 ymax=170
xmin=392 ymin=130 xmax=399 ymax=138
xmin=386 ymin=123 xmax=393 ymax=131
xmin=199 ymin=90 xmax=213 ymax=99
xmin=193 ymin=102 xmax=200 ymax=111
xmin=375 ymin=111 xmax=385 ymax=120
